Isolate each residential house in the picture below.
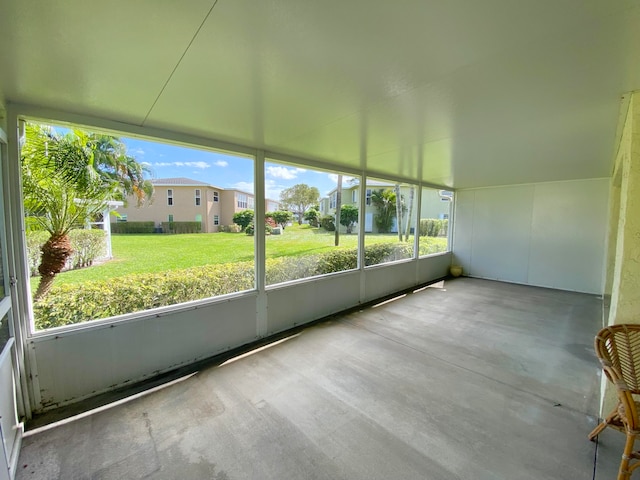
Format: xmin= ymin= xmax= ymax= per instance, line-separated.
xmin=320 ymin=181 xmax=452 ymax=233
xmin=118 ymin=178 xmax=224 ymax=233
xmin=118 ymin=177 xmax=279 ymax=232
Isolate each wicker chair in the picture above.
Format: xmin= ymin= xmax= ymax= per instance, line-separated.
xmin=589 ymin=324 xmax=640 ymax=479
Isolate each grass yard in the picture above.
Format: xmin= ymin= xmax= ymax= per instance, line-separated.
xmin=32 ymin=224 xmax=447 ymax=288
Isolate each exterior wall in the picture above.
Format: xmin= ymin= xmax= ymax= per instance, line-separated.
xmin=118 ymin=185 xmax=222 ymax=233
xmin=601 ymin=93 xmax=640 ymax=414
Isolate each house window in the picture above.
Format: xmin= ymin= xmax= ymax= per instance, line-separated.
xmin=167 ymin=189 xmax=173 ymax=206
xmin=213 ymin=191 xmax=219 ymax=202
xmin=168 ymin=214 xmax=174 ymax=222
xmin=237 ymin=193 xmax=248 ymax=209
xmin=116 ymin=214 xmax=128 ymax=222
xmin=213 ymin=215 xmax=219 ymax=226
xmin=365 ymin=189 xmax=372 ymax=206
xmin=195 ymin=189 xmax=201 ymax=206
xmin=329 ymin=192 xmax=337 ymax=209
xmin=248 ymin=196 xmax=255 ymax=210
xmin=352 ymin=189 xmax=357 ymax=203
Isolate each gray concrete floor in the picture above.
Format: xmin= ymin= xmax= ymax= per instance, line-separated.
xmin=15 ymin=278 xmax=624 ymax=479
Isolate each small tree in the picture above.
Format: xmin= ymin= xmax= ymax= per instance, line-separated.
xmin=280 ymin=184 xmax=320 ymax=224
xmin=268 ymin=210 xmax=294 ymax=229
xmin=339 ymin=205 xmax=358 ymax=234
xmin=233 ymin=209 xmax=254 ymax=231
xmin=303 ymin=208 xmax=320 ymax=227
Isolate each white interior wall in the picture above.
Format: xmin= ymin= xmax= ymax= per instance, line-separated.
xmin=452 ymin=179 xmax=609 ymax=294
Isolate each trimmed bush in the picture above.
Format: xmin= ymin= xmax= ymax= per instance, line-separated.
xmin=110 ymin=221 xmax=155 ymax=234
xmin=68 ymin=229 xmax=107 ymax=269
xmin=419 ymin=218 xmax=443 ymax=237
xmin=161 ymin=221 xmax=202 ymax=234
xmin=26 ymin=229 xmax=107 ymax=276
xmin=220 ymin=225 xmax=241 ymax=233
xmin=32 ymin=241 xmax=435 ymax=329
xmin=319 ymin=215 xmax=335 ymax=231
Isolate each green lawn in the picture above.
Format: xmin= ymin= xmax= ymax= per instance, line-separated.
xmin=33 ymin=224 xmax=446 ymax=287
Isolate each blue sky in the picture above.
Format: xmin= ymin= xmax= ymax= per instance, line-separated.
xmin=122 ymin=137 xmax=348 ymax=201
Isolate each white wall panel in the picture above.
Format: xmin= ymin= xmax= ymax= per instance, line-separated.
xmin=453 ymin=179 xmax=608 ymax=293
xmin=451 ymin=190 xmax=475 ymax=269
xmin=528 ymin=179 xmax=608 ymax=292
xmin=364 ymin=261 xmax=417 ymax=303
xmin=470 ymin=186 xmax=534 ymax=283
xmin=417 ymin=253 xmax=451 ymax=284
xmin=0 ymin=343 xmax=18 ymax=477
xmin=33 ymin=295 xmax=258 ymax=409
xmin=267 ymin=272 xmax=361 ymax=335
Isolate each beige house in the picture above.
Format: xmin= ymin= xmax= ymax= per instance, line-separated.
xmin=320 ymin=181 xmax=452 ymax=233
xmin=119 ymin=177 xmax=278 ymax=232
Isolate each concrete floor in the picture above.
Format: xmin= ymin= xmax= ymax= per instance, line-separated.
xmin=15 ymin=278 xmax=624 ymax=479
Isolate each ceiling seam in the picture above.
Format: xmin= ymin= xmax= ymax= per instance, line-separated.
xmin=141 ymin=0 xmax=220 ymax=126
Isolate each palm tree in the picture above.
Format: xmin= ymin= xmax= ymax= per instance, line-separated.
xmin=88 ymin=133 xmax=153 ymax=206
xmin=22 ymin=124 xmax=153 ymax=300
xmin=371 ymin=189 xmax=397 ymax=233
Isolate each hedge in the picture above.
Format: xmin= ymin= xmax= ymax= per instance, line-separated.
xmin=110 ymin=221 xmax=155 ymax=234
xmin=26 ymin=229 xmax=107 ymax=277
xmin=33 ymin=242 xmax=442 ymax=329
xmin=161 ymin=221 xmax=202 ymax=234
xmin=419 ymin=218 xmax=449 ymax=237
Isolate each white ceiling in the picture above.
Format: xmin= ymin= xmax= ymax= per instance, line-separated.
xmin=1 ymin=0 xmax=639 ymax=188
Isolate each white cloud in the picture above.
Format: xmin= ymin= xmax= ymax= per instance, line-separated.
xmin=266 ymin=166 xmax=300 ymax=180
xmin=232 ymin=181 xmax=254 ymax=193
xmin=131 ymin=148 xmax=145 ymax=156
xmin=214 ymin=160 xmax=228 ymax=167
xmin=328 ymin=173 xmax=356 ymax=184
xmin=229 ymin=180 xmax=283 ymax=201
xmin=153 ymin=161 xmax=210 ymax=169
xmin=140 ymin=161 xmax=152 ymax=167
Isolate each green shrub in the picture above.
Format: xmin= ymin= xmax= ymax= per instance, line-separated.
xmin=319 ymin=215 xmax=335 ymax=231
xmin=33 ymin=241 xmax=423 ymax=329
xmin=110 ymin=221 xmax=155 ymax=234
xmin=26 ymin=229 xmax=107 ymax=276
xmin=220 ymin=225 xmax=241 ymax=233
xmin=161 ymin=221 xmax=202 ymax=234
xmin=419 ymin=218 xmax=443 ymax=237
xmin=34 ymin=261 xmax=256 ymax=329
xmin=246 ymin=223 xmax=273 ymax=236
xmin=441 ymin=219 xmax=449 ymax=237
xmin=303 ymin=209 xmax=319 ymax=227
xmin=233 ymin=210 xmax=254 ymax=231
xmin=26 ymin=231 xmax=49 ymax=276
xmin=68 ymin=229 xmax=107 ymax=269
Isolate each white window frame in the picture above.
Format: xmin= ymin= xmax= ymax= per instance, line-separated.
xmin=167 ymin=189 xmax=173 ymax=206
xmin=352 ymin=189 xmax=357 ymax=203
xmin=213 ymin=191 xmax=219 ymax=202
xmin=237 ymin=193 xmax=248 ymax=209
xmin=365 ymin=189 xmax=372 ymax=206
xmin=213 ymin=215 xmax=219 ymax=226
xmin=195 ymin=189 xmax=201 ymax=206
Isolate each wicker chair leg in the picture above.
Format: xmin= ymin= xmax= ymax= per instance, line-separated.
xmin=618 ymin=433 xmax=637 ymax=480
xmin=589 ymin=408 xmax=619 ymax=441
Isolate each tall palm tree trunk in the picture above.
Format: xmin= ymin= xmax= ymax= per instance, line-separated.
xmin=34 ymin=233 xmax=73 ymax=301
